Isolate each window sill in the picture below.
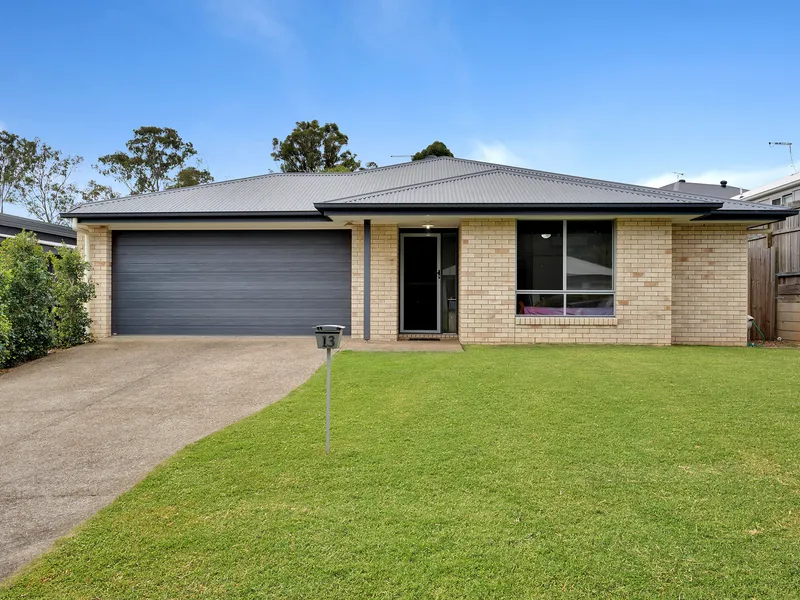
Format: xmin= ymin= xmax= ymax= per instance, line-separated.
xmin=516 ymin=316 xmax=618 ymax=327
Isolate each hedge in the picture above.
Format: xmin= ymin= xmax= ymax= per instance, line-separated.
xmin=0 ymin=231 xmax=95 ymax=369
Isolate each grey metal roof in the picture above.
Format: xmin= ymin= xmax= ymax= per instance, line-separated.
xmin=659 ymin=181 xmax=747 ymax=199
xmin=63 ymin=157 xmax=796 ymax=220
xmin=65 ymin=159 xmax=488 ymax=216
xmin=318 ymin=168 xmax=724 ymax=207
xmin=0 ymin=213 xmax=77 ymax=238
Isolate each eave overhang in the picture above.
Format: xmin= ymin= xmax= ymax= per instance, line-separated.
xmin=65 ymin=211 xmax=331 ymax=223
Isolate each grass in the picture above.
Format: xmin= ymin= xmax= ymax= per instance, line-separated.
xmin=3 ymin=345 xmax=800 ymax=599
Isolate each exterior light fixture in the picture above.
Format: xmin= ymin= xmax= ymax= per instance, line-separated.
xmin=423 ymin=223 xmax=434 ymax=230
xmin=541 ymin=233 xmax=551 ymax=239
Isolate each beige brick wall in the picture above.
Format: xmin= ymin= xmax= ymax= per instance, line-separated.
xmin=458 ymin=219 xmax=516 ymax=343
xmin=369 ymin=224 xmax=398 ymax=341
xmin=672 ymin=223 xmax=748 ymax=346
xmin=459 ymin=218 xmax=673 ymax=345
xmin=350 ymin=224 xmax=364 ymax=338
xmin=78 ymin=226 xmax=112 ymax=339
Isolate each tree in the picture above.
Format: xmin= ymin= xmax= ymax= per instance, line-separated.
xmin=81 ymin=180 xmax=119 ymax=204
xmin=50 ymin=246 xmax=95 ymax=348
xmin=172 ymin=165 xmax=214 ymax=188
xmin=412 ymin=141 xmax=454 ymax=161
xmin=16 ymin=140 xmax=82 ymax=224
xmin=96 ymin=126 xmax=210 ymax=194
xmin=271 ymin=120 xmax=363 ymax=172
xmin=0 ymin=131 xmax=35 ymax=214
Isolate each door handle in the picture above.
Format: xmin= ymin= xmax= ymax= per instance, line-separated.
xmin=437 ymin=269 xmax=441 ymax=280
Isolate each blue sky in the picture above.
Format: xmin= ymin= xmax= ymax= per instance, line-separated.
xmin=2 ymin=0 xmax=799 ymax=218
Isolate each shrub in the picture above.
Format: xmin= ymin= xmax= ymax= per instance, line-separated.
xmin=0 ymin=310 xmax=9 ymax=367
xmin=0 ymin=231 xmax=55 ymax=367
xmin=51 ymin=246 xmax=95 ymax=347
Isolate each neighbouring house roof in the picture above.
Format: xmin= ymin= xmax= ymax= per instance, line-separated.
xmin=658 ymin=181 xmax=747 ymax=199
xmin=733 ymin=170 xmax=800 ymax=201
xmin=0 ymin=213 xmax=77 ymax=239
xmin=63 ymin=157 xmax=798 ymax=222
xmin=0 ymin=213 xmax=77 ymax=250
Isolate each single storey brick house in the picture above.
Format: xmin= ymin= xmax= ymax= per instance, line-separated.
xmin=63 ymin=157 xmax=796 ymax=346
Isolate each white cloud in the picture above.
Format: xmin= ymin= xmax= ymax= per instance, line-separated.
xmin=203 ymin=0 xmax=297 ymax=54
xmin=468 ymin=142 xmax=528 ymax=167
xmin=637 ymin=166 xmax=792 ymax=191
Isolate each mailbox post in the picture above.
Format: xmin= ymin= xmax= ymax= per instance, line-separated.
xmin=314 ymin=325 xmax=345 ymax=453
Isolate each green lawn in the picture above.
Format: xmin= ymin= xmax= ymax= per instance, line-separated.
xmin=3 ymin=346 xmax=800 ymax=599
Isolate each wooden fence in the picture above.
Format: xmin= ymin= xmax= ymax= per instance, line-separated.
xmin=748 ymin=242 xmax=775 ymax=340
xmin=748 ymin=211 xmax=800 ymax=341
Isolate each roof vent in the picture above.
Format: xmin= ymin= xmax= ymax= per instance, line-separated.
xmin=720 ymin=180 xmax=728 ymax=188
xmin=679 ymin=179 xmax=686 ymax=183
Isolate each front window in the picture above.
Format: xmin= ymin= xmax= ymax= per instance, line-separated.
xmin=516 ymin=220 xmax=615 ymax=316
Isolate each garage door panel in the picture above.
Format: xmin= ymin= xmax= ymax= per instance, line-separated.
xmin=112 ymin=230 xmax=352 ymax=335
xmin=114 ymin=246 xmax=351 ymax=261
xmin=114 ymin=271 xmax=349 ymax=288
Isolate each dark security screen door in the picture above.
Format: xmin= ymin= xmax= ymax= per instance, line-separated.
xmin=401 ymin=234 xmax=440 ymax=332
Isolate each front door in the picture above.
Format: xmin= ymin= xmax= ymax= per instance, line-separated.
xmin=401 ymin=234 xmax=440 ymax=332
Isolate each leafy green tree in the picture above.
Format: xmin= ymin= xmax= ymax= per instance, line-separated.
xmin=50 ymin=247 xmax=95 ymax=348
xmin=412 ymin=141 xmax=454 ymax=161
xmin=172 ymin=165 xmax=214 ymax=188
xmin=96 ymin=126 xmax=210 ymax=194
xmin=0 ymin=232 xmax=54 ymax=367
xmin=16 ymin=140 xmax=83 ymax=224
xmin=271 ymin=120 xmax=363 ymax=172
xmin=0 ymin=131 xmax=35 ymax=214
xmin=81 ymin=180 xmax=119 ymax=204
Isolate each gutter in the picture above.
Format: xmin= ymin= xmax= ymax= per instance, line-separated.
xmin=314 ymin=202 xmax=724 ymax=217
xmin=63 ymin=212 xmax=332 ymax=223
xmin=692 ymin=208 xmax=799 ymax=221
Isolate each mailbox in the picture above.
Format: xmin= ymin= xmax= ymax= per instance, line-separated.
xmin=314 ymin=324 xmax=346 ymax=349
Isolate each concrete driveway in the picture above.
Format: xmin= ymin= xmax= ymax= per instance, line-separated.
xmin=0 ymin=337 xmax=324 ymax=580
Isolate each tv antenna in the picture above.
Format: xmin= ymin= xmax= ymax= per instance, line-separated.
xmin=672 ymin=171 xmax=684 ymax=181
xmin=390 ymin=155 xmax=413 ymax=158
xmin=769 ymin=141 xmax=796 ymax=173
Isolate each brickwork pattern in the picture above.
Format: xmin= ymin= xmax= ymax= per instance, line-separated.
xmin=458 ymin=219 xmax=516 ymax=343
xmin=672 ymin=223 xmax=748 ymax=345
xmin=350 ymin=224 xmax=364 ymax=338
xmin=369 ymin=224 xmax=399 ymax=341
xmin=78 ymin=226 xmax=112 ymax=338
xmin=458 ymin=218 xmax=673 ymax=345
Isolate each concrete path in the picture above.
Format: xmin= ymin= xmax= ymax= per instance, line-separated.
xmin=0 ymin=337 xmax=323 ymax=581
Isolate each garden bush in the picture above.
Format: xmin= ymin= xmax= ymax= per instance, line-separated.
xmin=0 ymin=232 xmax=55 ymax=367
xmin=0 ymin=310 xmax=10 ymax=367
xmin=51 ymin=246 xmax=95 ymax=348
xmin=0 ymin=232 xmax=95 ymax=369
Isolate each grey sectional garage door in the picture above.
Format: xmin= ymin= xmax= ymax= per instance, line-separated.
xmin=112 ymin=230 xmax=351 ymax=335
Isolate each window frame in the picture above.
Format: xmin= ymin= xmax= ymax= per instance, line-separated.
xmin=515 ymin=219 xmax=616 ymax=317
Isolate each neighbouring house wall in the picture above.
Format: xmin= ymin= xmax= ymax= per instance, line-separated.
xmin=672 ymin=223 xmax=748 ymax=345
xmin=459 ymin=218 xmax=674 ymax=345
xmin=78 ymin=226 xmax=112 ymax=339
xmin=369 ymin=224 xmax=398 ymax=341
xmin=350 ymin=224 xmax=364 ymax=338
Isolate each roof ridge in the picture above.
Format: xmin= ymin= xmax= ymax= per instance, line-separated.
xmin=319 ymin=168 xmax=504 ymax=204
xmin=320 ymin=166 xmax=722 ymax=205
